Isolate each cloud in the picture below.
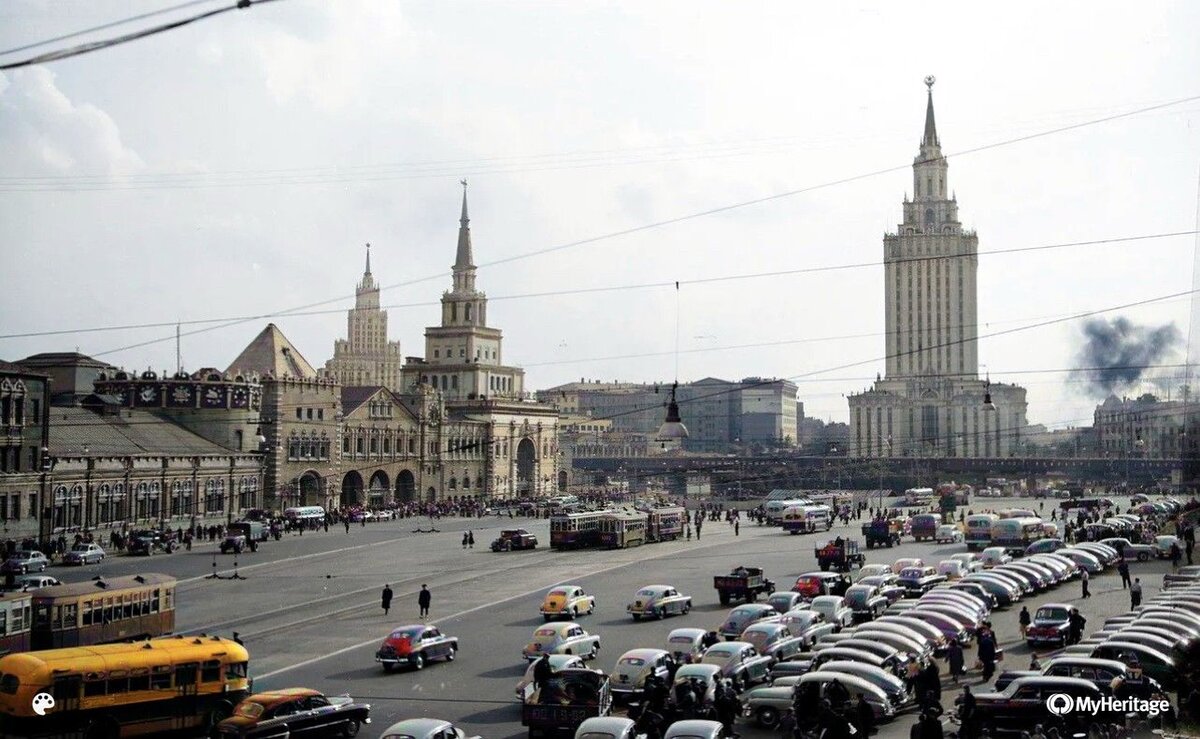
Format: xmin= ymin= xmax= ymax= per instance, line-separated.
xmin=0 ymin=67 xmax=143 ymax=175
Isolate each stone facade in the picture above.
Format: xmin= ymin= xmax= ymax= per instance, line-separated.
xmin=848 ymin=79 xmax=1027 ymax=458
xmin=1094 ymin=393 xmax=1196 ymax=460
xmin=323 ymin=245 xmax=404 ymax=390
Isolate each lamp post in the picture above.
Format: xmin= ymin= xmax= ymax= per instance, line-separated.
xmin=38 ymin=445 xmax=51 ymax=549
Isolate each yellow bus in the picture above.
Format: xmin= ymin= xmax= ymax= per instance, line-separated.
xmin=0 ymin=635 xmax=249 ymax=738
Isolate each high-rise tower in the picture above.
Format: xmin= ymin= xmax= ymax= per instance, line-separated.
xmin=849 ymin=78 xmax=1026 ymax=459
xmin=324 ymin=244 xmax=404 ymax=389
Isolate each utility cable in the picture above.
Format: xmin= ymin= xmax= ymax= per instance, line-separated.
xmin=0 ymin=0 xmax=219 ymax=56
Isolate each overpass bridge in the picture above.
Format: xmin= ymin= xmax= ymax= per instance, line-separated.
xmin=571 ymin=454 xmax=1185 ymax=494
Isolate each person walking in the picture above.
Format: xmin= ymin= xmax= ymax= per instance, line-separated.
xmin=734 ymin=520 xmax=739 ymax=537
xmin=1080 ymin=567 xmax=1090 ymax=598
xmin=1118 ymin=559 xmax=1131 ymax=588
xmin=1068 ymin=608 xmax=1086 ymax=645
xmin=1130 ymin=577 xmax=1142 ymax=608
xmin=1018 ymin=606 xmax=1031 ymax=637
xmin=381 ymin=584 xmax=393 ymax=616
xmin=418 ymin=584 xmax=432 ymax=619
xmin=462 ymin=532 xmax=469 ymax=549
xmin=468 ymin=530 xmax=475 ymax=548
xmin=977 ymin=626 xmax=997 ymax=681
xmin=1170 ymin=542 xmax=1182 ymax=569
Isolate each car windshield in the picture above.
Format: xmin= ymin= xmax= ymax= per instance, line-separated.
xmin=535 ymin=628 xmax=558 ymax=637
xmin=859 ymin=577 xmax=887 ymax=587
xmin=619 ymin=657 xmax=646 ymax=667
xmin=70 ymin=545 xmax=90 ymax=552
xmin=234 ymin=702 xmax=265 ymax=719
xmin=670 ymin=635 xmax=696 ymax=644
xmin=844 ymin=589 xmax=869 ymax=605
xmin=899 ymin=568 xmax=924 ymax=578
xmin=638 ymin=589 xmax=659 ymax=597
xmin=703 ymin=648 xmax=734 ymax=662
xmin=731 ymin=609 xmax=756 ymax=618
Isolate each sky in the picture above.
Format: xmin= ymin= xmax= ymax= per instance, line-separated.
xmin=1 ymin=1 xmax=1198 ymax=430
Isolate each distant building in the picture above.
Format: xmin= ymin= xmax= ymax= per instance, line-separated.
xmin=847 ymin=78 xmax=1027 ymax=458
xmin=323 ymin=245 xmax=404 ymax=390
xmin=1094 ymin=393 xmax=1192 ymax=459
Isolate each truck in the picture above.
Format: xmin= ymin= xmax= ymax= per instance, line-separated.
xmin=492 ymin=529 xmax=539 ymax=551
xmin=521 ymin=668 xmax=611 ymax=738
xmin=814 ymin=539 xmax=865 ymax=572
xmin=713 ymin=566 xmax=776 ymax=605
xmin=909 ymin=513 xmax=942 ymax=542
xmin=861 ymin=518 xmax=902 ymax=549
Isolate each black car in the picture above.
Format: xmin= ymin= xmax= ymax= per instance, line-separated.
xmin=1025 ymin=604 xmax=1072 ymax=648
xmin=217 ymin=689 xmax=371 ymax=738
xmin=127 ymin=529 xmax=175 ymax=556
xmin=967 ymin=676 xmax=1116 ymax=733
xmin=993 ymin=657 xmax=1162 ymax=694
xmin=491 ymin=529 xmax=538 ymax=551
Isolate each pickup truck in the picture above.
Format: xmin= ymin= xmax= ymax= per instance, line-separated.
xmin=861 ymin=519 xmax=902 ymax=549
xmin=521 ymin=668 xmax=611 ymax=739
xmin=814 ymin=539 xmax=865 ymax=572
xmin=714 ymin=567 xmax=775 ymax=605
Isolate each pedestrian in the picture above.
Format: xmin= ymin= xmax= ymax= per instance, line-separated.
xmin=345 ymin=520 xmax=351 ymax=534
xmin=1018 ymin=606 xmax=1031 ymax=637
xmin=1068 ymin=608 xmax=1087 ymax=645
xmin=854 ymin=693 xmax=875 ymax=737
xmin=977 ymin=626 xmax=997 ymax=681
xmin=1130 ymin=577 xmax=1142 ymax=608
xmin=1118 ymin=560 xmax=1131 ymax=589
xmin=462 ymin=532 xmax=469 ymax=549
xmin=958 ymin=685 xmax=977 ymax=737
xmin=533 ymin=653 xmax=552 ymax=693
xmin=946 ymin=639 xmax=965 ymax=684
xmin=232 ymin=632 xmax=244 ymax=646
xmin=1171 ymin=542 xmax=1182 ymax=568
xmin=734 ymin=520 xmax=739 ymax=536
xmin=1080 ymin=566 xmax=1090 ymax=598
xmin=418 ymin=584 xmax=431 ymax=619
xmin=381 ymin=584 xmax=393 ymax=616
xmin=468 ymin=530 xmax=475 ymax=548
xmin=1029 ymin=653 xmax=1041 ymax=670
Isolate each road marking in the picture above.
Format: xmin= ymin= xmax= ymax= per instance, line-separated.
xmin=253 ymin=532 xmax=734 ymax=682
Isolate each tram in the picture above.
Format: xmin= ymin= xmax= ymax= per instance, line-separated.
xmin=645 ymin=506 xmax=686 ymax=542
xmin=30 ymin=574 xmax=176 ymax=651
xmin=0 ymin=591 xmax=31 ymax=655
xmin=549 ymin=510 xmax=609 ymax=550
xmin=598 ymin=511 xmax=648 ymax=548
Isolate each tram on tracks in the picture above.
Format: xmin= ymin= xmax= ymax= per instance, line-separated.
xmin=30 ymin=574 xmax=176 ymax=651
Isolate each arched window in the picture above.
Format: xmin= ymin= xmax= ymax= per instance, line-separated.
xmin=449 ymin=477 xmax=457 ymax=489
xmin=924 ymin=208 xmax=934 ymax=229
xmin=465 ymin=303 xmax=473 ymax=321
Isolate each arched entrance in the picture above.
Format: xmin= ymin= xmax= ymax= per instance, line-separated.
xmin=368 ymin=470 xmax=390 ymax=507
xmin=396 ymin=470 xmax=416 ymax=501
xmin=298 ymin=471 xmax=322 ymax=506
xmin=558 ymin=469 xmax=568 ymax=492
xmin=516 ymin=438 xmax=537 ymax=495
xmin=426 ymin=486 xmax=437 ymax=502
xmin=341 ymin=471 xmax=363 ymax=506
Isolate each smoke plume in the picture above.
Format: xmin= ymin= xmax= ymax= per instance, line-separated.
xmin=1072 ymin=317 xmax=1181 ymax=398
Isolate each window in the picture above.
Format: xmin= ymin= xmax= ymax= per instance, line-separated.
xmin=201 ymin=660 xmax=221 ymax=683
xmin=306 ymin=408 xmax=313 ymax=420
xmin=150 ymin=668 xmax=171 ymax=690
xmin=295 ymin=408 xmax=303 ymax=420
xmin=175 ymin=664 xmax=197 ymax=687
xmin=226 ymin=662 xmax=248 ymax=680
xmin=318 ymin=409 xmax=324 ymax=420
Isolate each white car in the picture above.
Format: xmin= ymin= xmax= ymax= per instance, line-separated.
xmin=949 ymin=553 xmax=984 ymax=572
xmin=856 ymin=564 xmax=893 ymax=581
xmin=935 ymin=525 xmax=963 ymax=544
xmin=936 ymin=560 xmax=968 ymax=580
xmin=980 ymin=547 xmax=1012 ymax=568
xmin=665 ymin=628 xmax=708 ymax=664
xmin=809 ymin=595 xmax=853 ymax=628
xmin=893 ymin=557 xmax=924 ymax=573
xmin=515 ymin=654 xmax=586 ymax=700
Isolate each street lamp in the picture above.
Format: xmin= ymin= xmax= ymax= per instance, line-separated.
xmin=38 ymin=445 xmax=51 ymax=548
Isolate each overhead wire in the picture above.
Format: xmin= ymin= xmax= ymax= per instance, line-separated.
xmin=0 ymin=0 xmax=220 ymax=56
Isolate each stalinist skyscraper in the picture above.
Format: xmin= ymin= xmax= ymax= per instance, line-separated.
xmin=323 ymin=245 xmax=404 ymax=389
xmin=848 ymin=78 xmax=1026 ymax=458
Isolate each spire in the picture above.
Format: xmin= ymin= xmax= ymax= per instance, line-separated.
xmin=364 ymin=242 xmax=372 ymax=276
xmin=455 ymin=179 xmax=474 ymax=270
xmin=922 ymin=75 xmax=938 ymax=147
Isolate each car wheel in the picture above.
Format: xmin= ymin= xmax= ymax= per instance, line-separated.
xmin=682 ymin=603 xmax=691 ymax=615
xmin=411 ymin=653 xmax=425 ymax=670
xmin=572 ymin=608 xmax=579 ymax=618
xmin=1137 ymin=552 xmax=1149 ymax=562
xmin=543 ymin=615 xmax=552 ymax=622
xmin=756 ymin=706 xmax=780 ymax=729
xmin=446 ymin=646 xmax=456 ymax=662
xmin=382 ymin=662 xmax=394 ymax=673
xmin=587 ymin=603 xmax=594 ymax=615
xmin=342 ymin=719 xmax=362 ymax=738
xmin=632 ymin=614 xmax=641 ymax=621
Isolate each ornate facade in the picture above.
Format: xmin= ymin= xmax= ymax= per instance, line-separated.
xmin=323 ymin=245 xmax=404 ymax=390
xmin=848 ymin=79 xmax=1027 ymax=458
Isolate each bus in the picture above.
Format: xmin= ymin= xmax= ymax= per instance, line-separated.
xmin=549 ymin=510 xmax=609 ymax=550
xmin=598 ymin=511 xmax=648 ymax=549
xmin=990 ymin=517 xmax=1045 ymax=550
xmin=31 ymin=574 xmax=176 ymax=651
xmin=644 ymin=507 xmax=685 ymax=542
xmin=965 ymin=514 xmax=999 ymax=551
xmin=765 ymin=499 xmax=810 ymax=525
xmin=801 ymin=505 xmax=833 ymax=531
xmin=781 ymin=506 xmax=817 ymax=535
xmin=904 ymin=488 xmax=935 ymax=505
xmin=0 ymin=592 xmax=31 ymax=656
xmin=910 ymin=513 xmax=942 ymax=542
xmin=0 ymin=635 xmax=249 ymax=738
xmin=283 ymin=505 xmax=326 ymax=522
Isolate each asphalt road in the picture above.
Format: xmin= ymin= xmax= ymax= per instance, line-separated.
xmin=38 ymin=497 xmax=1183 ymax=738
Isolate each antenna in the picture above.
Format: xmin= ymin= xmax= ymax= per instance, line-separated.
xmin=175 ymin=322 xmax=182 ymax=374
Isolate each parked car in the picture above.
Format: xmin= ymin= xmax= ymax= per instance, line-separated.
xmin=572 ymin=718 xmax=636 ymax=739
xmin=742 ymin=673 xmax=898 ymax=728
xmin=993 ymin=657 xmax=1160 ymax=694
xmin=7 ymin=573 xmax=61 ymax=591
xmin=856 ymin=564 xmax=893 ymax=580
xmin=816 ymin=660 xmax=911 ymax=706
xmin=979 ymin=547 xmax=1011 ymax=568
xmin=897 ymin=567 xmax=946 ymax=597
xmin=671 ymin=664 xmax=722 ymax=708
xmin=1088 ymin=642 xmax=1179 ymax=689
xmin=1098 ymin=538 xmax=1156 ymax=562
xmin=1 ymin=551 xmax=49 ymax=574
xmin=522 ymin=622 xmax=600 ymax=661
xmin=62 ymin=543 xmax=106 ymax=565
xmin=379 ymin=718 xmax=478 ymax=739
xmin=765 ymin=591 xmax=808 ymax=614
xmin=946 ymin=582 xmax=998 ymax=610
xmin=892 ymin=558 xmax=923 ymax=573
xmin=741 ymin=622 xmax=806 ymax=662
xmin=968 ymin=677 xmax=1114 ymax=733
xmin=1152 ymin=535 xmax=1183 ymax=560
xmin=376 ymin=624 xmax=458 ymax=671
xmin=665 ymin=628 xmax=709 ymax=664
xmin=720 ymin=604 xmax=778 ymax=640
xmin=794 ymin=672 xmax=897 ymax=721
xmin=843 ymin=584 xmax=889 ymax=621
xmin=628 ymin=584 xmax=692 ymax=620
xmin=808 ymin=596 xmax=853 ymax=629
xmin=776 ymin=609 xmax=837 ymax=649
xmin=935 ymin=561 xmax=968 ymax=580
xmin=1025 ymin=603 xmax=1072 ymax=648
xmin=540 ymin=585 xmax=596 ymax=621
xmin=856 ymin=575 xmax=906 ymax=604
xmin=610 ymin=648 xmax=674 ymax=700
xmin=663 ymin=720 xmax=724 ymax=739
xmin=792 ymin=571 xmax=849 ymax=599
xmin=948 ymin=553 xmax=984 ymax=573
xmin=1075 ymin=542 xmax=1119 ymax=567
xmin=1056 ymin=548 xmax=1103 ymax=574
xmin=935 ymin=525 xmax=963 ymax=544
xmin=217 ymin=688 xmax=371 ymax=738
xmin=1162 ymin=565 xmax=1200 ymax=589
xmin=700 ymin=641 xmax=774 ymax=690
xmin=852 ymin=628 xmax=933 ymax=665
xmin=515 ymin=654 xmax=587 ymax=701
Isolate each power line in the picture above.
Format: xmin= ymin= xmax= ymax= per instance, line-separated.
xmin=0 ymin=0 xmax=280 ymax=72
xmin=0 ymin=0 xmax=219 ymax=56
